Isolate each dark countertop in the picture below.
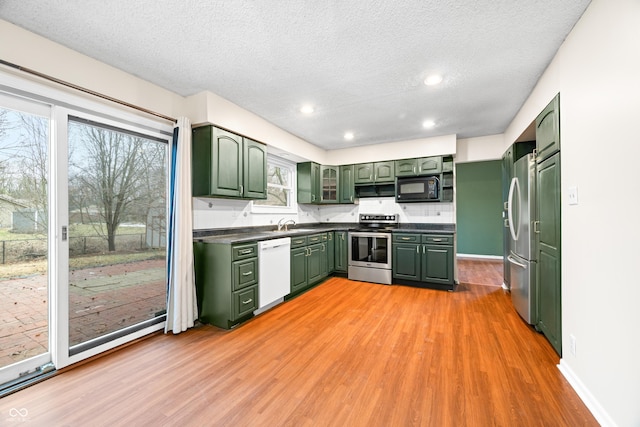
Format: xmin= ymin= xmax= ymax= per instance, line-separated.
xmin=193 ymin=222 xmax=455 ymax=244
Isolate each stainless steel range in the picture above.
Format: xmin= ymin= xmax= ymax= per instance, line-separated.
xmin=348 ymin=214 xmax=398 ymax=285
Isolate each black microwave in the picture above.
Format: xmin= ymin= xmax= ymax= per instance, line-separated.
xmin=396 ymin=175 xmax=440 ymax=202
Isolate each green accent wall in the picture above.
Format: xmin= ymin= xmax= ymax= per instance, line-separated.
xmin=456 ymin=160 xmax=503 ymax=256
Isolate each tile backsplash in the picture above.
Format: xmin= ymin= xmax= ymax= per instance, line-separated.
xmin=193 ymin=196 xmax=454 ymax=230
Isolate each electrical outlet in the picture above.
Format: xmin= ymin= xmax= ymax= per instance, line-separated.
xmin=567 ymin=186 xmax=579 ymax=205
xmin=570 ymin=334 xmax=577 ymax=356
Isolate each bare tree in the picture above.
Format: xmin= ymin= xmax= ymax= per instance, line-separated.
xmin=69 ymin=123 xmax=165 ymax=251
xmin=15 ymin=114 xmax=49 ymax=229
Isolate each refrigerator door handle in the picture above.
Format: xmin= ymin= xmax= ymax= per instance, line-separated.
xmin=507 ymin=254 xmax=527 ymax=269
xmin=507 ymin=177 xmax=519 ymax=242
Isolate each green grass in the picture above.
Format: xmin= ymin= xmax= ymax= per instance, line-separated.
xmin=0 ymin=250 xmax=165 ymax=280
xmin=0 ymin=228 xmax=47 ymax=241
xmin=0 ymin=224 xmax=146 ymax=242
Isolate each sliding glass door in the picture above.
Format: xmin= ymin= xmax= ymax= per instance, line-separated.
xmin=1 ymin=74 xmax=171 ymax=389
xmin=66 ymin=116 xmax=168 ymax=355
xmin=0 ymin=93 xmax=52 ymax=386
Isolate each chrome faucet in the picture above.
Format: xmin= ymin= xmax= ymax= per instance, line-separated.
xmin=277 ymin=218 xmax=296 ymax=231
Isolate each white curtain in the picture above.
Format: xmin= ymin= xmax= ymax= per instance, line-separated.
xmin=165 ymin=117 xmax=197 ymax=334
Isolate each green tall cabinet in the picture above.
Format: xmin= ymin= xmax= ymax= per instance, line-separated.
xmin=535 ymin=93 xmax=562 ymax=356
xmin=192 ymin=126 xmax=267 ymax=199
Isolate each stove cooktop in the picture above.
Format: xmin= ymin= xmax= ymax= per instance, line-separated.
xmin=354 ymin=213 xmax=399 ymax=232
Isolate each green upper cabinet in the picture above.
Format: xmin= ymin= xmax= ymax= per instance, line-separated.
xmin=339 ymin=165 xmax=355 ymax=203
xmin=299 ymin=162 xmax=355 ymax=204
xmin=535 ymin=93 xmax=560 ymax=163
xmin=320 ymin=165 xmax=339 ymax=204
xmin=191 ymin=126 xmax=267 ymax=199
xmin=243 ymin=138 xmax=268 ymax=199
xmin=297 ymin=162 xmax=321 ymax=204
xmin=417 ymin=157 xmax=442 ymax=175
xmin=395 ymin=156 xmax=442 ymax=177
xmin=374 ymin=161 xmax=395 ymax=182
xmin=354 ymin=163 xmax=375 ymax=184
xmin=395 ymin=159 xmax=418 ymax=177
xmin=354 ymin=161 xmax=395 ymax=183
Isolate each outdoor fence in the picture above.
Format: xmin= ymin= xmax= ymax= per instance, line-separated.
xmin=0 ymin=233 xmax=161 ymax=264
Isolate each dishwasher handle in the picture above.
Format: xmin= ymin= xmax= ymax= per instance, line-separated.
xmin=259 ymin=238 xmax=292 ymax=251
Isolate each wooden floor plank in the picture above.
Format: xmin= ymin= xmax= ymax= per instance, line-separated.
xmin=0 ymin=266 xmax=597 ymax=426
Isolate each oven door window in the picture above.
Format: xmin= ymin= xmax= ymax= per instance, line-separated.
xmin=351 ymin=235 xmax=389 ymax=264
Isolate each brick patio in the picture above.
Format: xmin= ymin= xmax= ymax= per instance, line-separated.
xmin=0 ymin=259 xmax=166 ymax=368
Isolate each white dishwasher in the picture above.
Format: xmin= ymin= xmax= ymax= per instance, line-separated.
xmin=255 ymin=237 xmax=291 ymax=315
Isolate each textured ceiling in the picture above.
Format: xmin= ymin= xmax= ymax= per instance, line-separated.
xmin=0 ymin=0 xmax=591 ymax=150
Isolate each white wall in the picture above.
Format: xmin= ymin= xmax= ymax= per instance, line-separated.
xmin=504 ymin=0 xmax=640 ymax=425
xmin=193 ymin=196 xmax=454 ymax=230
xmin=186 ymin=91 xmax=327 ymax=164
xmin=456 ymin=134 xmax=505 ymax=163
xmin=324 ymin=134 xmax=456 ymax=165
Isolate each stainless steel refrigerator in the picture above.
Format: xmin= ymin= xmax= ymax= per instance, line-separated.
xmin=507 ymin=153 xmax=537 ymax=324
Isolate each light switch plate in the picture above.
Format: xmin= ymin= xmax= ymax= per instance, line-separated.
xmin=567 ymin=186 xmax=579 ymax=205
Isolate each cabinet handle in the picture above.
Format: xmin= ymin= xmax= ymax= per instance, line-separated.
xmin=329 ymin=234 xmax=332 ymax=240
xmin=240 ymin=184 xmax=244 ymax=194
xmin=242 ymin=271 xmax=252 ymax=276
xmin=342 ymin=233 xmax=345 ymax=241
xmin=312 ymin=194 xmax=316 ymax=201
xmin=432 ymin=238 xmax=443 ymax=242
xmin=423 ymin=245 xmax=426 ymax=254
xmin=504 ymin=201 xmax=509 ymax=211
xmin=504 ymin=219 xmax=510 ymax=228
xmin=533 ymin=221 xmax=540 ymax=234
xmin=416 ymin=246 xmax=419 ymax=253
xmin=401 ymin=237 xmax=411 ymax=241
xmin=242 ymin=298 xmax=253 ymax=304
xmin=239 ymin=249 xmax=253 ymax=255
xmin=322 ymin=243 xmax=325 ymax=252
xmin=413 ymin=166 xmax=417 ymax=174
xmin=350 ymin=195 xmax=353 ymax=202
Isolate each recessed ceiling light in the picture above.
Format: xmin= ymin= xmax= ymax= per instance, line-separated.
xmin=424 ymin=74 xmax=443 ymax=86
xmin=344 ymin=132 xmax=354 ymax=141
xmin=422 ymin=120 xmax=436 ymax=129
xmin=300 ymin=105 xmax=314 ymax=114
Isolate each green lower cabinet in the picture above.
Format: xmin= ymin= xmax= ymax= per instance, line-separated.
xmin=290 ymin=233 xmax=329 ymax=295
xmin=307 ymin=243 xmax=325 ymax=284
xmin=421 ymin=245 xmax=454 ymax=285
xmin=193 ymin=241 xmax=259 ymax=329
xmin=392 ymin=233 xmax=455 ymax=289
xmin=392 ymin=243 xmax=421 ymax=281
xmin=290 ymin=247 xmax=308 ymax=293
xmin=334 ymin=231 xmax=348 ymax=273
xmin=326 ymin=232 xmax=335 ymax=272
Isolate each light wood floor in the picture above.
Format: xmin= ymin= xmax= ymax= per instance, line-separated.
xmin=0 ymin=262 xmax=597 ymax=426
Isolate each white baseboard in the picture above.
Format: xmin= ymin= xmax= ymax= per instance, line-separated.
xmin=558 ymin=359 xmax=617 ymax=427
xmin=456 ymin=253 xmax=503 ymax=261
